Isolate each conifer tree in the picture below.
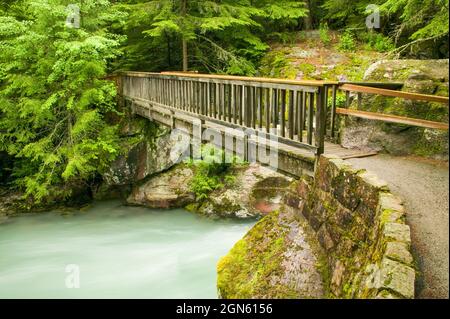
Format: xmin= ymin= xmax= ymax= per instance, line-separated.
xmin=118 ymin=0 xmax=308 ymax=74
xmin=0 ymin=0 xmax=125 ymax=201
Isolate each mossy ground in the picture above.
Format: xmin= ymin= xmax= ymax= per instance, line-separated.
xmin=258 ymin=32 xmax=383 ymax=82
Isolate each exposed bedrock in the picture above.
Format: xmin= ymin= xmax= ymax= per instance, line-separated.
xmin=126 ymin=163 xmax=292 ymax=219
xmin=217 ymin=206 xmax=326 ymax=298
xmin=102 ymin=118 xmax=177 ymax=187
xmin=93 ymin=116 xmax=178 ymax=200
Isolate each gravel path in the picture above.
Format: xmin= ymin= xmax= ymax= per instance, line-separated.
xmin=347 ymin=155 xmax=449 ymax=299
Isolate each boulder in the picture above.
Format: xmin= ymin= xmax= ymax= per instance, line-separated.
xmin=190 ymin=163 xmax=292 ymax=219
xmin=217 ymin=206 xmax=325 ymax=298
xmin=127 ymin=165 xmax=195 ymax=209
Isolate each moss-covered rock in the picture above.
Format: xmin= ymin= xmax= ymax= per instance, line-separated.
xmin=217 ymin=206 xmax=325 ymax=299
xmin=258 ymin=37 xmax=382 ymax=82
xmin=279 ymin=155 xmax=415 ymax=299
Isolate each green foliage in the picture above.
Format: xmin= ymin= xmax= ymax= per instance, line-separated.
xmin=115 ymin=0 xmax=308 ymax=74
xmin=258 ymin=50 xmax=294 ymax=78
xmin=188 ymin=145 xmax=241 ymax=201
xmin=381 ymin=0 xmax=449 ymax=40
xmin=327 ymin=93 xmax=347 ymax=108
xmin=322 ymin=0 xmax=377 ymax=26
xmin=319 ymin=23 xmax=331 ymax=46
xmin=322 ymin=0 xmax=448 ymax=56
xmin=338 ymin=30 xmax=356 ymax=51
xmin=360 ymin=32 xmax=395 ymax=52
xmin=0 ymin=0 xmax=124 ymax=201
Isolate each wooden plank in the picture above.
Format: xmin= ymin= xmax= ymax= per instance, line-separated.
xmin=298 ymin=91 xmax=304 ymax=142
xmin=307 ymin=93 xmax=314 ymax=144
xmin=340 ymin=81 xmax=403 ymax=90
xmin=315 ymin=87 xmax=326 ymax=156
xmin=340 ymin=152 xmax=378 ymax=160
xmin=158 ymin=71 xmax=335 ymax=87
xmin=125 ymin=96 xmax=318 ymax=152
xmin=336 ymin=108 xmax=449 ymax=130
xmin=266 ymin=88 xmax=271 ymax=133
xmin=340 ymin=83 xmax=449 ymax=104
xmin=280 ymin=89 xmax=286 ymax=138
xmin=258 ymin=87 xmax=263 ymax=130
xmin=288 ymin=90 xmax=294 ymax=139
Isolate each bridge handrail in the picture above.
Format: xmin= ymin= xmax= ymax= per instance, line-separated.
xmin=120 ymin=71 xmax=330 ymax=157
xmin=329 ymin=83 xmax=449 ymax=133
xmin=339 ymin=83 xmax=449 ymax=104
xmin=335 ymin=108 xmax=449 ymax=130
xmin=123 ymin=71 xmax=337 ymax=87
xmin=116 ymin=71 xmax=449 ymax=160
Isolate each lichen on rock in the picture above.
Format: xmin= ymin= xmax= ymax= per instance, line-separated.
xmin=219 ymin=155 xmax=416 ymax=299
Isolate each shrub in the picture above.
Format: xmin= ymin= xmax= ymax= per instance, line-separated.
xmin=188 ymin=145 xmax=243 ymax=201
xmin=338 ymin=30 xmax=356 ymax=51
xmin=361 ymin=32 xmax=395 ymax=52
xmin=327 ymin=93 xmax=347 ymax=108
xmin=319 ymin=23 xmax=331 ymax=46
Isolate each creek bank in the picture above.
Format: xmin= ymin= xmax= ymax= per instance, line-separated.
xmin=0 ymin=115 xmax=175 ymax=217
xmin=0 ymin=185 xmax=92 ymax=222
xmin=126 ymin=162 xmax=292 ymax=219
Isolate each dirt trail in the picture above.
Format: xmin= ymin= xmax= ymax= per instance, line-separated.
xmin=347 ymin=154 xmax=449 ymax=299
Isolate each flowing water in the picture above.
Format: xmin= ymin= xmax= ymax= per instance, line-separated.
xmin=0 ymin=201 xmax=255 ymax=299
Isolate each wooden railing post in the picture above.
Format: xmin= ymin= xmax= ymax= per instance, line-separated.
xmin=315 ymin=86 xmax=326 ymax=157
xmin=330 ymin=84 xmax=337 ymax=139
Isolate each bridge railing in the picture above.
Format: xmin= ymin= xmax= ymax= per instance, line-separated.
xmin=329 ymin=83 xmax=449 ymax=138
xmin=121 ymin=71 xmax=334 ymax=156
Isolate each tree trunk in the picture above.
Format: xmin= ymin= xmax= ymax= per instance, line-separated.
xmin=304 ymin=0 xmax=313 ymax=30
xmin=181 ymin=0 xmax=188 ymax=71
xmin=166 ymin=33 xmax=172 ymax=67
xmin=182 ymin=39 xmax=188 ymax=72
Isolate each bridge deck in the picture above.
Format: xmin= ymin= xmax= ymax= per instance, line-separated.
xmin=323 ymin=142 xmax=378 ymax=159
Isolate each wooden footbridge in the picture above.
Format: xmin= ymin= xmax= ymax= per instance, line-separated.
xmin=114 ymin=71 xmax=448 ymax=176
